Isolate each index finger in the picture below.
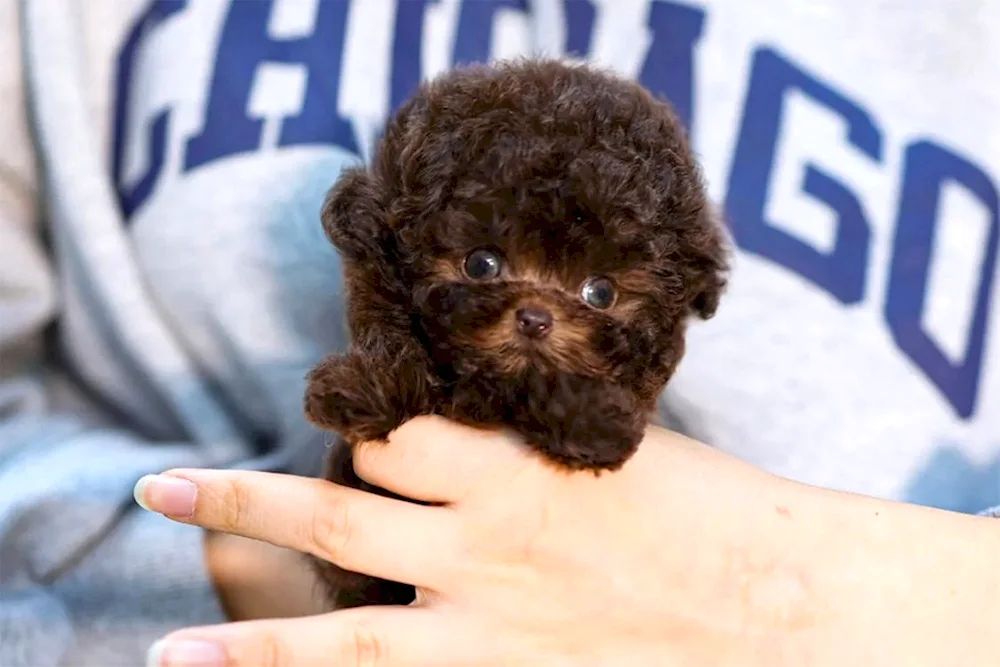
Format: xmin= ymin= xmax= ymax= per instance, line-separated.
xmin=133 ymin=469 xmax=459 ymax=590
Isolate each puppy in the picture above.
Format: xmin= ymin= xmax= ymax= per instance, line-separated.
xmin=304 ymin=58 xmax=729 ymax=609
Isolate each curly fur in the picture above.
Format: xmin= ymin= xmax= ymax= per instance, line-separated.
xmin=303 ymin=58 xmax=729 ymax=609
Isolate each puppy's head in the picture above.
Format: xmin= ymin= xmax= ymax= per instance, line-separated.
xmin=324 ymin=59 xmax=728 ymax=408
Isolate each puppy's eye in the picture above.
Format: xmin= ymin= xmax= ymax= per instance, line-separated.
xmin=581 ymin=276 xmax=616 ymax=309
xmin=463 ymin=249 xmax=502 ymax=280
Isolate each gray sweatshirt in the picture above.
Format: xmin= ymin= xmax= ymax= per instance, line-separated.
xmin=2 ymin=0 xmax=999 ymax=664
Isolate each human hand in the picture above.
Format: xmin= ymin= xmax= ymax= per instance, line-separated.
xmin=137 ymin=416 xmax=1000 ymax=666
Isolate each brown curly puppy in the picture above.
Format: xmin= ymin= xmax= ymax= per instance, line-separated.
xmin=304 ymin=58 xmax=729 ymax=609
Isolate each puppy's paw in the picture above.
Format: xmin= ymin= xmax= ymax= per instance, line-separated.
xmin=305 ymin=353 xmax=411 ymax=443
xmin=518 ymin=375 xmax=645 ymax=472
xmin=311 ymin=558 xmax=416 ymax=609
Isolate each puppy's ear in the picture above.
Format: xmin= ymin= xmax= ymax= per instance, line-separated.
xmin=686 ymin=209 xmax=730 ymax=320
xmin=690 ymin=279 xmax=723 ymax=319
xmin=321 ymin=167 xmax=389 ymax=262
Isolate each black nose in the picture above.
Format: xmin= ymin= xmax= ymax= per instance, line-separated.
xmin=516 ymin=307 xmax=553 ymax=339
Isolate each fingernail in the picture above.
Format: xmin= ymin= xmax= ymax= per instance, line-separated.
xmin=134 ymin=475 xmax=198 ymax=518
xmin=146 ymin=639 xmax=227 ymax=667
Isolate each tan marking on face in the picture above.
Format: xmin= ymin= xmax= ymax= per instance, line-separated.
xmin=611 ymin=268 xmax=663 ymax=296
xmin=606 ymin=295 xmax=645 ymax=318
xmin=427 ymin=253 xmax=643 ymax=377
xmin=603 ymin=269 xmax=666 ymax=317
xmin=457 ymin=291 xmax=609 ymax=377
xmin=545 ymin=319 xmax=608 ymax=376
xmin=507 ymin=261 xmax=558 ymax=288
xmin=430 ymin=258 xmax=465 ymax=282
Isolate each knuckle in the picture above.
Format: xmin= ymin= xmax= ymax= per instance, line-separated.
xmin=340 ymin=621 xmax=386 ymax=667
xmin=308 ymin=490 xmax=355 ymax=562
xmin=243 ymin=632 xmax=292 ymax=667
xmin=387 ymin=413 xmax=434 ymax=444
xmin=351 ymin=441 xmax=379 ymax=477
xmin=218 ymin=477 xmax=252 ymax=532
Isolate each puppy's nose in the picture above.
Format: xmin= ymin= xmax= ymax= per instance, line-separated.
xmin=516 ymin=307 xmax=553 ymax=339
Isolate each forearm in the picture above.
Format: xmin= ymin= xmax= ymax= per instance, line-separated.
xmin=774 ymin=481 xmax=1000 ymax=665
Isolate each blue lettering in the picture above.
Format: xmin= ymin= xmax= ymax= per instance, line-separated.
xmin=389 ymin=0 xmax=438 ymax=116
xmin=185 ymin=0 xmax=356 ymax=171
xmin=885 ymin=141 xmax=999 ymax=418
xmin=112 ymin=0 xmax=188 ymax=219
xmin=724 ymin=47 xmax=883 ymax=305
xmin=638 ymin=1 xmax=705 ymax=133
xmin=563 ymin=0 xmax=596 ymax=58
xmin=452 ymin=0 xmax=528 ymax=66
